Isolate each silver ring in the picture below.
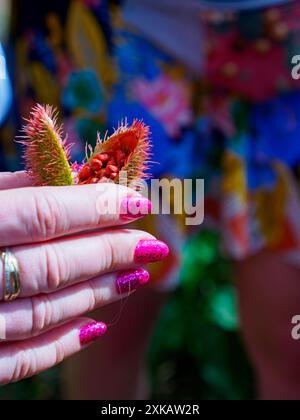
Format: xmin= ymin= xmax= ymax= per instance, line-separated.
xmin=1 ymin=249 xmax=21 ymax=301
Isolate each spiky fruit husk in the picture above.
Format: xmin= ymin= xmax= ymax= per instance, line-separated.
xmin=18 ymin=104 xmax=74 ymax=186
xmin=78 ymin=120 xmax=151 ymax=187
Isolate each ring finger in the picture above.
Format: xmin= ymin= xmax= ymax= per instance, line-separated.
xmin=0 ymin=267 xmax=150 ymax=341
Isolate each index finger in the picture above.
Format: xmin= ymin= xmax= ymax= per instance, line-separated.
xmin=0 ymin=183 xmax=151 ymax=246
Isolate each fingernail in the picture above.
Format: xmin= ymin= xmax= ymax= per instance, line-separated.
xmin=134 ymin=239 xmax=169 ymax=264
xmin=120 ymin=196 xmax=152 ymax=220
xmin=79 ymin=321 xmax=107 ymax=345
xmin=116 ymin=268 xmax=150 ymax=294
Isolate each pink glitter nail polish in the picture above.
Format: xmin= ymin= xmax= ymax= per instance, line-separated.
xmin=120 ymin=196 xmax=152 ymax=220
xmin=79 ymin=321 xmax=107 ymax=345
xmin=116 ymin=268 xmax=150 ymax=294
xmin=134 ymin=239 xmax=169 ymax=264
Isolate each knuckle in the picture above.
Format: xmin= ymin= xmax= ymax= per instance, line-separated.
xmin=101 ymin=236 xmax=118 ymax=272
xmin=0 ymin=358 xmax=14 ymax=385
xmin=31 ymin=294 xmax=54 ymax=335
xmin=12 ymin=348 xmax=34 ymax=383
xmin=27 ymin=191 xmax=64 ymax=241
xmin=86 ymin=280 xmax=99 ymax=312
xmin=54 ymin=339 xmax=65 ymax=365
xmin=43 ymin=245 xmax=67 ymax=292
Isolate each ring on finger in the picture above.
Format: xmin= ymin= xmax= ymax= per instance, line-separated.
xmin=1 ymin=248 xmax=21 ymax=301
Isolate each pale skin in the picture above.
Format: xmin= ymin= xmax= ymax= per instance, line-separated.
xmin=0 ymin=171 xmax=163 ymax=384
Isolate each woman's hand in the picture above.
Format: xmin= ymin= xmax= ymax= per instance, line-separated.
xmin=0 ymin=171 xmax=169 ymax=384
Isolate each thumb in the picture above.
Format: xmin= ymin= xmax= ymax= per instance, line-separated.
xmin=0 ymin=171 xmax=34 ymax=190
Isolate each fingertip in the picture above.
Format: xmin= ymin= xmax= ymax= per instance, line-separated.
xmin=116 ymin=267 xmax=150 ymax=294
xmin=78 ymin=320 xmax=108 ymax=346
xmin=120 ymin=196 xmax=152 ymax=221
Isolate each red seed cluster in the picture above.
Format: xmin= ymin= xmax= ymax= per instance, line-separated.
xmin=78 ymin=151 xmax=126 ymax=184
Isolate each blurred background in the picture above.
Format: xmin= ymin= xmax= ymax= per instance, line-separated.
xmin=2 ymin=0 xmax=300 ymax=400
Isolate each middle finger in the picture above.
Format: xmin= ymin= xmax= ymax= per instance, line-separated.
xmin=0 ymin=230 xmax=169 ymax=298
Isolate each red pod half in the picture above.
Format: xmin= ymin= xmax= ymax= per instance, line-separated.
xmin=78 ymin=120 xmax=151 ymax=186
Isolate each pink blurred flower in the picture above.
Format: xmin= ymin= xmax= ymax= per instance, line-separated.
xmin=131 ymin=74 xmax=192 ymax=137
xmin=205 ymin=27 xmax=299 ymax=101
